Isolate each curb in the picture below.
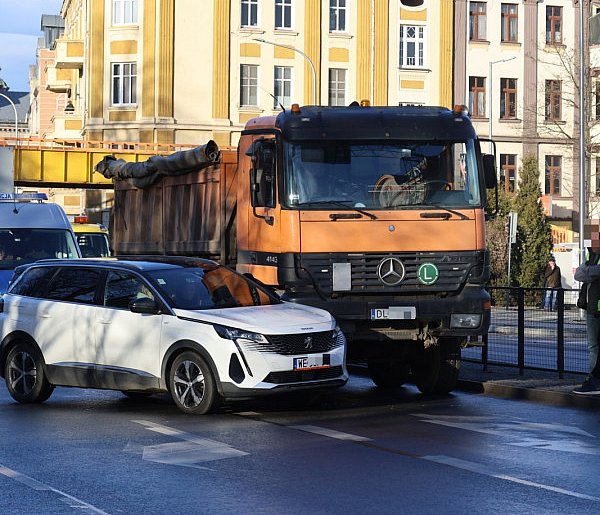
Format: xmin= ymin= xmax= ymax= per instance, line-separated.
xmin=456 ymin=379 xmax=600 ymax=410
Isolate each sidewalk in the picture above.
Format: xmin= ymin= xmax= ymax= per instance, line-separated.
xmin=457 ymin=360 xmax=600 ymax=409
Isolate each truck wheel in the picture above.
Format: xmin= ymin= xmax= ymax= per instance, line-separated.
xmin=433 ymin=339 xmax=461 ymax=394
xmin=368 ymin=361 xmax=410 ymax=388
xmin=169 ymin=351 xmax=220 ymax=415
xmin=5 ymin=342 xmax=54 ymax=404
xmin=411 ymin=345 xmax=441 ymax=395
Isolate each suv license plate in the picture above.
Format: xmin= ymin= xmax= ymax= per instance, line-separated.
xmin=294 ymin=355 xmax=330 ymax=371
xmin=371 ymin=307 xmax=416 ymax=320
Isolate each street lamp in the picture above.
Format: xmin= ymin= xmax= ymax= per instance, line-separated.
xmin=253 ymin=38 xmax=318 ymax=105
xmin=0 ymin=88 xmax=18 ymax=147
xmin=488 ymin=56 xmax=516 ymax=146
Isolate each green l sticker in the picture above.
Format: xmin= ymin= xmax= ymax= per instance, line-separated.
xmin=417 ymin=263 xmax=439 ymax=285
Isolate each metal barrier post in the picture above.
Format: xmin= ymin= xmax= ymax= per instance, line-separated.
xmin=518 ymin=288 xmax=525 ymax=375
xmin=482 ymin=332 xmax=488 ymax=371
xmin=556 ymin=288 xmax=565 ymax=378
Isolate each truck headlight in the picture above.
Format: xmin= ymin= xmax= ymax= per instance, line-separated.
xmin=450 ymin=314 xmax=481 ymax=329
xmin=213 ymin=324 xmax=267 ymax=343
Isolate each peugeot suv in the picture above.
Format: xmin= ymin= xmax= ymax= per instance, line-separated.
xmin=0 ymin=256 xmax=347 ymax=414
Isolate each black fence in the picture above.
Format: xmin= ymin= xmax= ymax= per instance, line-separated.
xmin=462 ymin=287 xmax=588 ymax=377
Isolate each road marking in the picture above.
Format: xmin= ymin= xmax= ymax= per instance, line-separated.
xmin=423 ymin=455 xmax=600 ymax=502
xmin=0 ymin=464 xmax=110 ymax=514
xmin=290 ymin=425 xmax=372 ymax=442
xmin=131 ymin=420 xmax=248 ymax=468
xmin=414 ymin=414 xmax=600 ymax=455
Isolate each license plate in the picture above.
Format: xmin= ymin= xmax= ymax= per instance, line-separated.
xmin=293 ymin=354 xmax=331 ymax=371
xmin=370 ymin=307 xmax=416 ymax=320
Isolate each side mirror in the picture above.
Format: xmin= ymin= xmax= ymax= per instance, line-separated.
xmin=482 ymin=154 xmax=497 ymax=189
xmin=129 ymin=297 xmax=160 ymax=314
xmin=249 ymin=138 xmax=276 ymax=225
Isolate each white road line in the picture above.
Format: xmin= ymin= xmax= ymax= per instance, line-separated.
xmin=290 ymin=425 xmax=372 ymax=442
xmin=423 ymin=455 xmax=600 ymax=503
xmin=0 ymin=464 xmax=110 ymax=514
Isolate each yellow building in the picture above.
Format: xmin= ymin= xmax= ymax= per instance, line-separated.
xmin=48 ymin=0 xmax=453 ymax=147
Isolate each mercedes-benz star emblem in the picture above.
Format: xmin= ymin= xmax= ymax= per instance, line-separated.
xmin=304 ymin=336 xmax=313 ymax=350
xmin=377 ymin=257 xmax=406 ymax=286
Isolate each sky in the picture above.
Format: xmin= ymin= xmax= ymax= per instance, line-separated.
xmin=0 ymin=0 xmax=64 ymax=92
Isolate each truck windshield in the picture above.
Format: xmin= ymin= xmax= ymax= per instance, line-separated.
xmin=0 ymin=229 xmax=80 ymax=269
xmin=283 ymin=140 xmax=481 ymax=209
xmin=76 ymin=232 xmax=111 ymax=257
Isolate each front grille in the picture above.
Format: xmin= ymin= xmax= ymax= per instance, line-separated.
xmin=263 ymin=366 xmax=344 ymax=384
xmin=242 ymin=330 xmax=343 ymax=355
xmin=301 ymin=251 xmax=480 ymax=294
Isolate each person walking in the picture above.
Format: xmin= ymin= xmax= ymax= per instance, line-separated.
xmin=573 ymin=230 xmax=600 ymax=395
xmin=541 ymin=257 xmax=561 ymax=310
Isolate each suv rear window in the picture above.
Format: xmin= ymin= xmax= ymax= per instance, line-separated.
xmin=9 ymin=267 xmax=58 ymax=297
xmin=46 ymin=268 xmax=103 ymax=304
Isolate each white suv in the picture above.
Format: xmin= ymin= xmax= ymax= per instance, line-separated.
xmin=0 ymin=257 xmax=347 ymax=414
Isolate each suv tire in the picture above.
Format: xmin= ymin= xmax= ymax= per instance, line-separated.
xmin=169 ymin=351 xmax=219 ymax=414
xmin=5 ymin=342 xmax=54 ymax=403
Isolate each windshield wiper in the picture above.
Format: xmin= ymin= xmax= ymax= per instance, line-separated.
xmin=422 ymin=203 xmax=469 ymax=220
xmin=295 ymin=200 xmax=377 ymax=220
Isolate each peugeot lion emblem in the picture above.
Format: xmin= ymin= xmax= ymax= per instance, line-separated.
xmin=304 ymin=336 xmax=314 ymax=350
xmin=377 ymin=257 xmax=406 ymax=286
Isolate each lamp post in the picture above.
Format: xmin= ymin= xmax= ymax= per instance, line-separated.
xmin=578 ymin=0 xmax=586 ymax=264
xmin=253 ymin=38 xmax=318 ymax=105
xmin=488 ymin=56 xmax=516 ymax=146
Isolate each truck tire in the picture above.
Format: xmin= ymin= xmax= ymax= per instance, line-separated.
xmin=433 ymin=338 xmax=461 ymax=394
xmin=411 ymin=345 xmax=441 ymax=395
xmin=368 ymin=361 xmax=410 ymax=388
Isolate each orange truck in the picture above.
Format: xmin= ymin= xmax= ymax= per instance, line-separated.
xmin=104 ymin=104 xmax=496 ymax=394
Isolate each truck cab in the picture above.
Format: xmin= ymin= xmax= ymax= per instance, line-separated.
xmin=0 ymin=193 xmax=81 ymax=292
xmin=71 ymin=215 xmax=111 ymax=257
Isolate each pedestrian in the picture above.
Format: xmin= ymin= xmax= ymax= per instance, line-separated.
xmin=540 ymin=257 xmax=561 ymax=310
xmin=573 ymin=228 xmax=600 ymax=395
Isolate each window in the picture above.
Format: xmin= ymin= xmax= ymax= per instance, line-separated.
xmin=241 ymin=0 xmax=258 ymax=27
xmin=500 ymin=78 xmax=517 ymax=119
xmin=546 ymin=6 xmax=562 ymax=45
xmin=240 ymin=64 xmax=258 ymax=106
xmin=10 ymin=267 xmax=57 ymax=297
xmin=468 ymin=76 xmax=486 ymax=118
xmin=275 ymin=0 xmax=292 ymax=29
xmin=500 ymin=154 xmax=517 ymax=193
xmin=501 ymin=3 xmax=518 ymax=42
xmin=330 ymin=0 xmax=346 ymax=32
xmin=596 ymin=82 xmax=600 ymax=120
xmin=46 ymin=268 xmax=102 ymax=304
xmin=104 ymin=271 xmax=154 ymax=309
xmin=274 ymin=66 xmax=292 ymax=108
xmin=545 ymin=80 xmax=562 ymax=121
xmin=545 ymin=155 xmax=561 ymax=195
xmin=469 ymin=2 xmax=487 ymax=41
xmin=399 ymin=25 xmax=426 ymax=68
xmin=328 ymin=68 xmax=346 ymax=106
xmin=113 ymin=0 xmax=138 ymax=25
xmin=111 ymin=63 xmax=137 ymax=105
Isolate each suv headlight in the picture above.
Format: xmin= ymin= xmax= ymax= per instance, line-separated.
xmin=213 ymin=324 xmax=268 ymax=343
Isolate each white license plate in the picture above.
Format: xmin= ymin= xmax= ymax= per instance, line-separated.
xmin=370 ymin=307 xmax=416 ymax=320
xmin=293 ymin=355 xmax=330 ymax=371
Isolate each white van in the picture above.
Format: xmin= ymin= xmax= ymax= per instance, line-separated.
xmin=0 ymin=193 xmax=81 ymax=292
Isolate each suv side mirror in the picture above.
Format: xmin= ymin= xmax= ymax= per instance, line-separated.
xmin=129 ymin=297 xmax=160 ymax=314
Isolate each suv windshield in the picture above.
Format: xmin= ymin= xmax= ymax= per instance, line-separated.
xmin=147 ymin=266 xmax=280 ymax=310
xmin=283 ymin=140 xmax=481 ymax=209
xmin=0 ymin=229 xmax=80 ymax=269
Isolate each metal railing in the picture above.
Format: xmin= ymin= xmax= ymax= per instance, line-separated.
xmin=462 ymin=287 xmax=588 ymax=378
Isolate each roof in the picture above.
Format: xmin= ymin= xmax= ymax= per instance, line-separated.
xmin=0 ymin=201 xmax=71 ymax=230
xmin=27 ymin=255 xmax=220 ymax=273
xmin=0 ymin=91 xmax=30 ymax=124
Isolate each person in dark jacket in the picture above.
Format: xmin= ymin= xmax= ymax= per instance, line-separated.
xmin=540 ymin=257 xmax=561 ymax=310
xmin=573 ymin=230 xmax=600 ymax=395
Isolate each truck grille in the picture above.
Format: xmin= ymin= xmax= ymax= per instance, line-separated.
xmin=242 ymin=330 xmax=343 ymax=355
xmin=263 ymin=366 xmax=344 ymax=384
xmin=301 ymin=251 xmax=479 ymax=294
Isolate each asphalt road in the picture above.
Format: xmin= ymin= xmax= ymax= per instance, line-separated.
xmin=0 ymin=374 xmax=599 ymax=515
